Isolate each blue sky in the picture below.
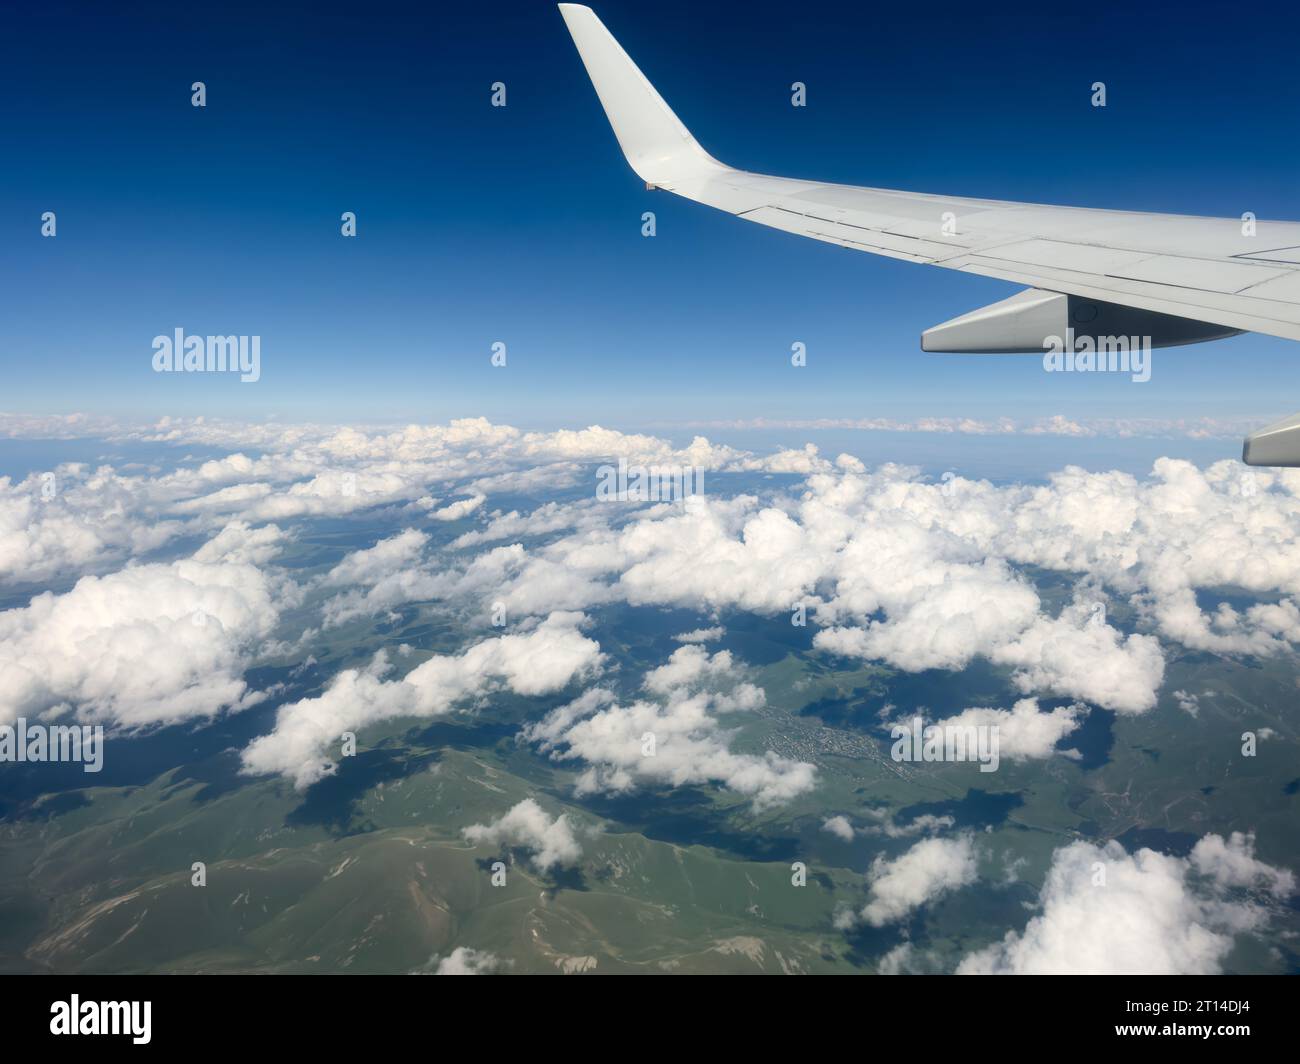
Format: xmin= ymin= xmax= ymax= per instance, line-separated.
xmin=3 ymin=0 xmax=1299 ymax=434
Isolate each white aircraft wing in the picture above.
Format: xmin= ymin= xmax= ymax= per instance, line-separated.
xmin=558 ymin=3 xmax=1300 ymax=463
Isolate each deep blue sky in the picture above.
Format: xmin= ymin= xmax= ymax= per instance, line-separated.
xmin=3 ymin=0 xmax=1299 ymax=432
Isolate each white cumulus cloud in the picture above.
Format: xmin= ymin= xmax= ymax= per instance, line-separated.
xmin=959 ymin=833 xmax=1294 ymax=974
xmin=462 ymin=799 xmax=583 ymax=872
xmin=858 ymin=835 xmax=979 ymax=927
xmin=241 ymin=612 xmax=604 ymax=789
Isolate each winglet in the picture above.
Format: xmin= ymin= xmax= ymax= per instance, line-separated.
xmin=558 ymin=4 xmax=728 ymax=187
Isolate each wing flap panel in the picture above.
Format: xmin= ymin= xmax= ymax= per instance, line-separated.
xmin=1107 ymin=256 xmax=1289 ymax=295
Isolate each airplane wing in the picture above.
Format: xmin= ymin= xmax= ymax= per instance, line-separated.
xmin=558 ymin=3 xmax=1300 ymax=463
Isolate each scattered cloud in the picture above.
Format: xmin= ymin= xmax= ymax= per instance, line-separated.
xmin=241 ymin=612 xmax=604 ymax=789
xmin=672 ymin=626 xmax=724 ymax=644
xmin=462 ymin=799 xmax=583 ymax=872
xmin=522 ymin=647 xmax=815 ymax=810
xmin=857 ymin=835 xmax=979 ymax=927
xmin=907 ymin=698 xmax=1086 ymax=763
xmin=959 ymin=833 xmax=1294 ymax=974
xmin=822 ymin=815 xmax=855 ymax=842
xmin=431 ymin=947 xmax=505 ymax=975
